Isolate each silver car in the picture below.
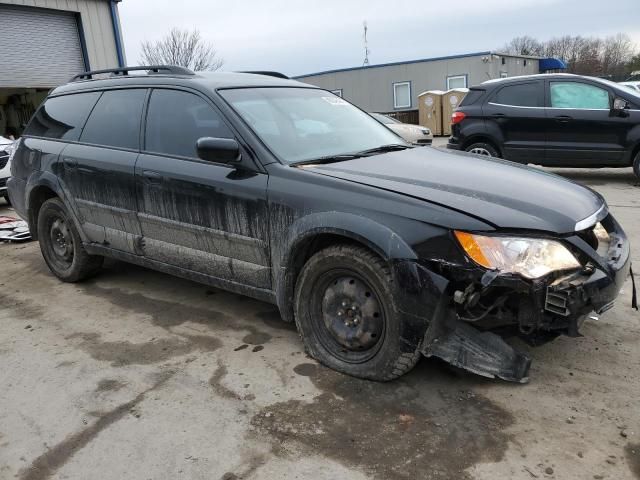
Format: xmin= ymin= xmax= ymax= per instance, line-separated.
xmin=370 ymin=113 xmax=433 ymax=145
xmin=1 ymin=136 xmax=15 ymax=204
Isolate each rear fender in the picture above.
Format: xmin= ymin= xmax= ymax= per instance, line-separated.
xmin=26 ymin=171 xmax=87 ymax=242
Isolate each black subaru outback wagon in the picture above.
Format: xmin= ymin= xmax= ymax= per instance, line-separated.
xmin=447 ymin=73 xmax=640 ymax=178
xmin=7 ymin=66 xmax=634 ymax=383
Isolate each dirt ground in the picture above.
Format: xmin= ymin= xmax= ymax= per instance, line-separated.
xmin=1 ymin=154 xmax=639 ymax=479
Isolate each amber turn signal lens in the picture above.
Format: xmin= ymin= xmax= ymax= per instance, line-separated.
xmin=454 ymin=231 xmax=492 ymax=269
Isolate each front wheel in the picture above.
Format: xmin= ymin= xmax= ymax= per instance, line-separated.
xmin=633 ymin=151 xmax=640 ymax=179
xmin=37 ymin=198 xmax=103 ymax=282
xmin=294 ymin=245 xmax=420 ymax=381
xmin=3 ymin=193 xmax=10 ymax=206
xmin=465 ymin=142 xmax=499 ymax=158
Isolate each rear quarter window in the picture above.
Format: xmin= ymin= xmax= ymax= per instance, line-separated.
xmin=24 ymin=92 xmax=101 ymax=141
xmin=459 ymin=89 xmax=485 ymax=106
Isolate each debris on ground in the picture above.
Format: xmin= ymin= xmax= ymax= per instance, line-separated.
xmin=0 ymin=216 xmax=31 ymax=242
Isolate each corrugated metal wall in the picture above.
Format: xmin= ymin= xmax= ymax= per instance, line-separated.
xmin=0 ymin=5 xmax=85 ymax=88
xmin=297 ymin=54 xmax=540 ymax=113
xmin=0 ymin=0 xmax=120 ymax=77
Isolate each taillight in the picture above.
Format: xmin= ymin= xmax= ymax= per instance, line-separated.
xmin=451 ymin=111 xmax=467 ymax=125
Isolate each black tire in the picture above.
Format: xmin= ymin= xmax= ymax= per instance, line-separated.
xmin=3 ymin=193 xmax=10 ymax=206
xmin=633 ymin=151 xmax=640 ymax=179
xmin=294 ymin=245 xmax=420 ymax=381
xmin=465 ymin=142 xmax=500 ymax=158
xmin=37 ymin=198 xmax=103 ymax=282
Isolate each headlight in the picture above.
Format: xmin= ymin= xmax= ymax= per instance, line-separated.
xmin=454 ymin=231 xmax=581 ymax=279
xmin=421 ymin=128 xmax=430 ymax=135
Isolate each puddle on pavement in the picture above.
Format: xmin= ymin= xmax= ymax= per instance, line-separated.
xmin=67 ymin=332 xmax=222 ymax=366
xmin=252 ymin=360 xmax=514 ymax=480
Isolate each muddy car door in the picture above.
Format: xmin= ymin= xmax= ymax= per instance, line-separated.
xmin=60 ymin=89 xmax=147 ymax=253
xmin=135 ymin=88 xmax=271 ymax=290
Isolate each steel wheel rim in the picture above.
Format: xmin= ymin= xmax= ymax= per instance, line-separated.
xmin=311 ymin=269 xmax=386 ymax=363
xmin=469 ymin=147 xmax=492 ymax=156
xmin=49 ymin=217 xmax=74 ymax=267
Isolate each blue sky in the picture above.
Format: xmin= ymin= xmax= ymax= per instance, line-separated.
xmin=119 ymin=0 xmax=640 ymax=77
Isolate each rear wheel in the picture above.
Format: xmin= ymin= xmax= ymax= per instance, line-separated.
xmin=37 ymin=198 xmax=103 ymax=282
xmin=465 ymin=142 xmax=499 ymax=158
xmin=294 ymin=245 xmax=420 ymax=381
xmin=633 ymin=151 xmax=640 ymax=179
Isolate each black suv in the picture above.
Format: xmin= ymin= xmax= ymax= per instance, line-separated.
xmin=7 ymin=66 xmax=634 ymax=383
xmin=447 ymin=73 xmax=640 ymax=177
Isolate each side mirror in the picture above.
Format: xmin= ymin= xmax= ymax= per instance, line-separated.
xmin=196 ymin=137 xmax=241 ymax=164
xmin=613 ymin=98 xmax=628 ymax=111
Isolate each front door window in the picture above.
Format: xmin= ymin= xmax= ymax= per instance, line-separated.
xmin=550 ymin=82 xmax=610 ymax=109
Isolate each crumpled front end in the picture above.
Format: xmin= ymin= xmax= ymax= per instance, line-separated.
xmin=404 ymin=212 xmax=634 ymax=383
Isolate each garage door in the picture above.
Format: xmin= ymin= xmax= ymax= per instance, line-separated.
xmin=0 ymin=5 xmax=85 ymax=88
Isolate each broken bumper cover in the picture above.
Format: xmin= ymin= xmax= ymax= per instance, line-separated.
xmin=418 ymin=214 xmax=633 ymax=383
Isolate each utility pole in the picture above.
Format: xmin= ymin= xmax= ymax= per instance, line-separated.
xmin=363 ymin=21 xmax=370 ymax=66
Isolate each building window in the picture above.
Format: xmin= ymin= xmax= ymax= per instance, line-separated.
xmin=446 ymin=75 xmax=467 ymax=89
xmin=330 ymin=89 xmax=343 ymax=97
xmin=501 ymin=57 xmax=506 ymax=65
xmin=524 ymin=59 xmax=528 ymax=67
xmin=500 ymin=71 xmax=508 ymax=78
xmin=393 ymin=81 xmax=411 ymax=109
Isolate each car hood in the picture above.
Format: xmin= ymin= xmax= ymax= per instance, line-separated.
xmin=302 ymin=148 xmax=604 ymax=234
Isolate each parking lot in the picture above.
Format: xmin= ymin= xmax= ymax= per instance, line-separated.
xmin=1 ymin=140 xmax=639 ymax=480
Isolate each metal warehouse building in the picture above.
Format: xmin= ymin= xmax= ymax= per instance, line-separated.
xmin=296 ymin=51 xmax=562 ymax=122
xmin=0 ymin=0 xmax=125 ymax=136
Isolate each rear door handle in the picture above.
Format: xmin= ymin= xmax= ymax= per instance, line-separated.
xmin=491 ymin=113 xmax=506 ymax=118
xmin=554 ymin=115 xmax=572 ymax=123
xmin=62 ymin=157 xmax=78 ymax=170
xmin=142 ymin=170 xmax=162 ymax=184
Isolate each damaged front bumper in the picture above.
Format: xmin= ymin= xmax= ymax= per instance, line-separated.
xmin=406 ymin=213 xmax=634 ymax=383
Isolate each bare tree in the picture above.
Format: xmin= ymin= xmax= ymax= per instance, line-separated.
xmin=600 ymin=33 xmax=635 ymax=77
xmin=501 ymin=36 xmax=544 ymax=56
xmin=501 ymin=33 xmax=639 ymax=79
xmin=139 ymin=28 xmax=224 ymax=71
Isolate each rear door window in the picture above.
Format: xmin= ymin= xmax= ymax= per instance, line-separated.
xmin=24 ymin=92 xmax=101 ymax=141
xmin=492 ymin=82 xmax=542 ymax=107
xmin=80 ymin=89 xmax=147 ymax=150
xmin=550 ymin=82 xmax=610 ymax=109
xmin=145 ymin=89 xmax=234 ymax=159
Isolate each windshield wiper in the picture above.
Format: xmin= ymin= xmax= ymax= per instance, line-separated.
xmin=290 ymin=153 xmax=364 ymax=167
xmin=290 ymin=144 xmax=412 ymax=167
xmin=354 ymin=144 xmax=412 ymax=156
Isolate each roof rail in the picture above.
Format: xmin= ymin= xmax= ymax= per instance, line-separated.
xmin=70 ymin=65 xmax=195 ymax=82
xmin=239 ymin=71 xmax=290 ymax=79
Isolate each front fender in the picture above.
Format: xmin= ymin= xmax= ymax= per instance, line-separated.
xmin=283 ymin=211 xmax=418 ymax=265
xmin=273 ymin=211 xmax=450 ymax=350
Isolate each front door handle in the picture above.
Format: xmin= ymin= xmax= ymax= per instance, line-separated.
xmin=142 ymin=170 xmax=162 ymax=184
xmin=491 ymin=113 xmax=506 ymax=118
xmin=554 ymin=115 xmax=572 ymax=123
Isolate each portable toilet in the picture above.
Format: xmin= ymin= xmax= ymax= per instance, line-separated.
xmin=442 ymin=88 xmax=469 ymax=136
xmin=418 ymin=90 xmax=444 ymax=136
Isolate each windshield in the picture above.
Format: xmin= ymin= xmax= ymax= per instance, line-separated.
xmin=591 ymin=77 xmax=640 ymax=101
xmin=220 ymin=88 xmax=405 ymax=164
